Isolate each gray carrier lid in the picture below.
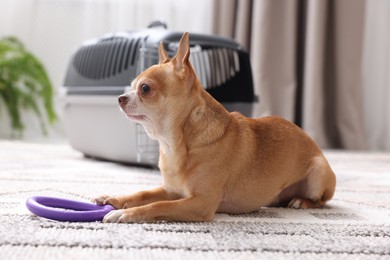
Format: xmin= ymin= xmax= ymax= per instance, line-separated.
xmin=63 ymin=28 xmax=255 ymax=103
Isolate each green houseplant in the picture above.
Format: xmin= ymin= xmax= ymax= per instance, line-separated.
xmin=0 ymin=36 xmax=57 ymax=137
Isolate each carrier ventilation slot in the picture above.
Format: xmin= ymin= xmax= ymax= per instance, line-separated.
xmin=189 ymin=48 xmax=240 ymax=89
xmin=137 ymin=46 xmax=241 ymax=90
xmin=72 ymin=37 xmax=142 ymax=80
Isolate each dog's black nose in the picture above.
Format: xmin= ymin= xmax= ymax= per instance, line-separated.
xmin=118 ymin=95 xmax=128 ymax=105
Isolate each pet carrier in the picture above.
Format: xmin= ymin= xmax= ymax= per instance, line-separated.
xmin=62 ymin=25 xmax=256 ymax=165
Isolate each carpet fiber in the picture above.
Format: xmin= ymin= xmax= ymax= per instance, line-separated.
xmin=1 ymin=141 xmax=390 ymax=259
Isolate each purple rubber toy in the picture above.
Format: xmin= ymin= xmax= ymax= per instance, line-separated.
xmin=26 ymin=196 xmax=114 ymax=222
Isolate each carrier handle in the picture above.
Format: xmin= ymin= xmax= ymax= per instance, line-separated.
xmin=147 ymin=20 xmax=168 ymax=29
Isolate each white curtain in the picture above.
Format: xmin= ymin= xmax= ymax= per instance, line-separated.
xmin=0 ymin=0 xmax=213 ymax=142
xmin=212 ymin=0 xmax=368 ymax=150
xmin=362 ymin=0 xmax=390 ymax=151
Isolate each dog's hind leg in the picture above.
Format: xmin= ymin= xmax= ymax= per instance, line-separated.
xmin=288 ymin=156 xmax=336 ymax=209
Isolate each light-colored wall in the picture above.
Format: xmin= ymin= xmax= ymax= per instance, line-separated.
xmin=0 ymin=0 xmax=213 ymax=143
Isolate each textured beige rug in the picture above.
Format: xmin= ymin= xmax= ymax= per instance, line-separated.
xmin=1 ymin=141 xmax=390 ymax=259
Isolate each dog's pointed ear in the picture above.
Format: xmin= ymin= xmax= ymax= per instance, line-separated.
xmin=172 ymin=32 xmax=190 ymax=71
xmin=158 ymin=42 xmax=170 ymax=64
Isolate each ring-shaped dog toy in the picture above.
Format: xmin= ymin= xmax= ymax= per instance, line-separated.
xmin=26 ymin=196 xmax=114 ymax=222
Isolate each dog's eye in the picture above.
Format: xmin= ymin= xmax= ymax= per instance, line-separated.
xmin=141 ymin=84 xmax=151 ymax=95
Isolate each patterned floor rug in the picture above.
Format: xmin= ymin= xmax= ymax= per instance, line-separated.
xmin=1 ymin=141 xmax=390 ymax=259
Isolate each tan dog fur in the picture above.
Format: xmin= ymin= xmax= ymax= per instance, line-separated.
xmin=93 ymin=33 xmax=336 ymax=223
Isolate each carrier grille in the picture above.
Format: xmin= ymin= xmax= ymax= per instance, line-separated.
xmin=190 ymin=48 xmax=240 ymax=89
xmin=137 ymin=46 xmax=240 ymax=90
xmin=72 ymin=37 xmax=142 ymax=80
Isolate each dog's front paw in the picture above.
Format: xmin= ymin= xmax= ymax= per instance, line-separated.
xmin=103 ymin=209 xmax=139 ymax=223
xmin=92 ymin=195 xmax=123 ymax=209
xmin=103 ymin=208 xmax=145 ymax=223
xmin=103 ymin=210 xmax=126 ymax=223
xmin=92 ymin=195 xmax=110 ymax=205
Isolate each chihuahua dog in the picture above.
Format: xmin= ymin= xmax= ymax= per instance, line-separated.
xmin=94 ymin=32 xmax=336 ymax=223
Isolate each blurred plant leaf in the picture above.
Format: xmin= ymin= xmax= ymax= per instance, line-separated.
xmin=0 ymin=36 xmax=57 ymax=136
